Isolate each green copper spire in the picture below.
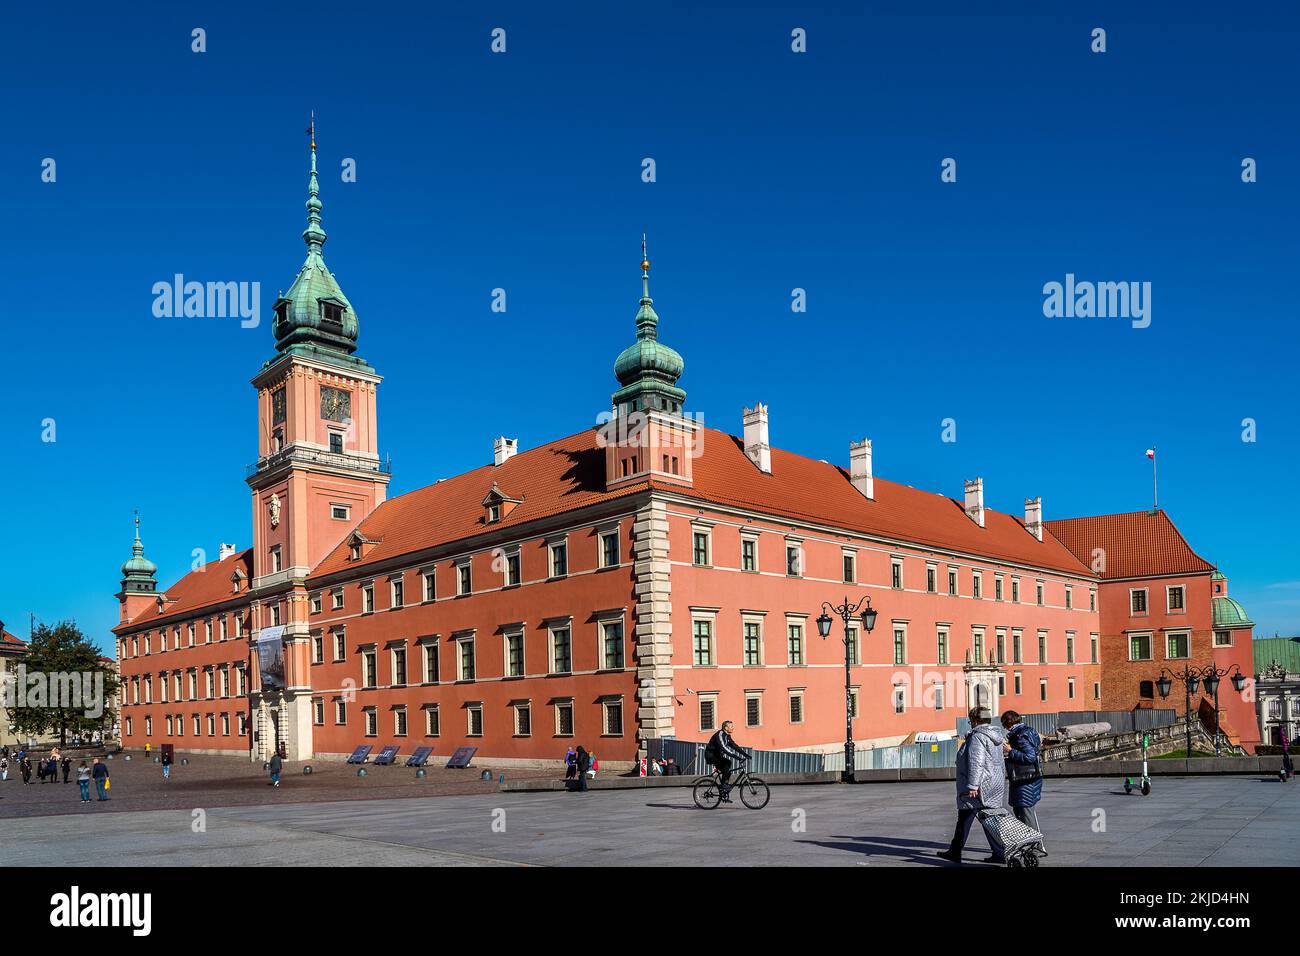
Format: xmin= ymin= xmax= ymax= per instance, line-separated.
xmin=120 ymin=512 xmax=158 ymax=593
xmin=612 ymin=237 xmax=686 ymax=415
xmin=267 ymin=115 xmax=373 ymax=373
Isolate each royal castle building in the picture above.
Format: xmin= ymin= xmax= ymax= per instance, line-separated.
xmin=113 ymin=136 xmax=1255 ymax=766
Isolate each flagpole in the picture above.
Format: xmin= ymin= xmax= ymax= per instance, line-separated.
xmin=1152 ymin=445 xmax=1158 ymax=512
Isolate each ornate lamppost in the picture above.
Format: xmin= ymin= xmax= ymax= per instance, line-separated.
xmin=816 ymin=596 xmax=878 ymax=782
xmin=1156 ymin=665 xmax=1202 ymax=757
xmin=1199 ymin=664 xmax=1247 ymax=757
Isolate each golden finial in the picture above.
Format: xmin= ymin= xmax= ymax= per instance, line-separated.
xmin=641 ymin=233 xmax=649 ymax=272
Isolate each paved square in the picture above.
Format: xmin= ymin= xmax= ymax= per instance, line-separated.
xmin=3 ymin=772 xmax=1296 ymax=866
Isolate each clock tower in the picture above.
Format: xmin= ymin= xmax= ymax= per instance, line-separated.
xmin=246 ymin=121 xmax=390 ymax=760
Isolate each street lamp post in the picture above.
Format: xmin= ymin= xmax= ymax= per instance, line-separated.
xmin=1156 ymin=666 xmax=1202 ymax=757
xmin=1198 ymin=664 xmax=1247 ymax=757
xmin=816 ymin=596 xmax=878 ymax=782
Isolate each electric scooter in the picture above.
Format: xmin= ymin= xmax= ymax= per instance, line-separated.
xmin=1124 ymin=732 xmax=1152 ymax=796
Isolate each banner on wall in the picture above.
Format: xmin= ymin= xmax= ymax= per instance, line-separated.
xmin=256 ymin=626 xmax=286 ymax=692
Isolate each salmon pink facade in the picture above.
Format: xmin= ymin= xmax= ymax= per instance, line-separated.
xmin=111 ymin=137 xmax=1250 ymax=769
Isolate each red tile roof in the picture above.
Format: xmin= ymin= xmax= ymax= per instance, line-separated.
xmin=1045 ymin=509 xmax=1214 ymax=580
xmin=112 ymin=548 xmax=253 ymax=634
xmin=311 ymin=426 xmax=1094 ymax=579
xmin=0 ymin=628 xmax=26 ymax=652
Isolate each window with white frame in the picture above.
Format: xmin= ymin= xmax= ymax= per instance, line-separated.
xmin=948 ymin=568 xmax=958 ymax=596
xmin=457 ymin=562 xmax=472 ymax=595
xmin=699 ymin=695 xmax=717 ymax=732
xmin=312 ymin=632 xmax=324 ymax=664
xmin=745 ymin=694 xmax=762 ymax=727
xmin=310 ymin=592 xmax=323 ymax=614
xmin=333 ymin=628 xmax=346 ymax=661
xmin=555 ymin=700 xmax=574 ymax=736
xmin=692 ymin=618 xmax=714 ymax=666
xmin=335 ymin=699 xmax=347 ymax=725
xmin=505 ymin=550 xmax=521 ymax=587
xmin=741 ymin=536 xmax=758 ymax=572
xmin=1066 ymin=631 xmax=1076 ymax=664
xmin=394 ymin=706 xmax=408 ymax=736
xmin=362 ymin=648 xmax=377 ymax=688
xmin=467 ymin=704 xmax=484 ymax=737
xmin=891 ymin=558 xmax=903 ymax=589
xmin=844 ymin=552 xmax=857 ymax=585
xmin=1167 ymin=585 xmax=1185 ymax=612
xmin=513 ymin=703 xmax=531 ymax=736
xmin=391 ymin=645 xmax=407 ymax=686
xmin=788 ymin=691 xmax=804 ymax=724
xmin=602 ymin=620 xmax=624 ymax=670
xmin=422 ymin=569 xmax=436 ymax=602
xmin=390 ymin=576 xmax=404 ymax=608
xmin=313 ymin=698 xmax=325 ymax=725
xmin=1039 ymin=678 xmax=1048 ymax=702
xmin=937 ymin=627 xmax=949 ymax=665
xmin=692 ymin=528 xmax=711 ymax=567
xmin=458 ymin=635 xmax=476 ymax=681
xmin=1129 ymin=633 xmax=1153 ymax=661
xmin=364 ymin=707 xmax=377 ymax=737
xmin=1166 ymin=631 xmax=1190 ymax=659
xmin=742 ymin=619 xmax=763 ymax=666
xmin=786 ymin=543 xmax=803 ymax=577
xmin=421 ymin=640 xmax=439 ymax=683
xmin=424 ymin=705 xmax=440 ymax=736
xmin=893 ymin=624 xmax=907 ymax=665
xmin=549 ymin=540 xmax=568 ymax=578
xmin=787 ymin=621 xmax=804 ymax=666
xmin=602 ymin=699 xmax=623 ymax=736
xmin=550 ymin=625 xmax=572 ymax=674
xmin=362 ymin=582 xmax=375 ymax=613
xmin=601 ymin=529 xmax=621 ymax=568
xmin=1213 ymin=630 xmax=1233 ymax=647
xmin=972 ymin=627 xmax=985 ymax=664
xmin=972 ymin=571 xmax=982 ymax=599
xmin=505 ymin=630 xmax=525 ymax=677
xmin=332 ymin=588 xmax=345 ymax=610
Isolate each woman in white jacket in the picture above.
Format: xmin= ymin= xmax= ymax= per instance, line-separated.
xmin=938 ymin=706 xmax=1007 ymax=864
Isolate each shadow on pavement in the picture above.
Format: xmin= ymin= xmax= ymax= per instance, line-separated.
xmin=796 ymin=834 xmax=988 ymax=867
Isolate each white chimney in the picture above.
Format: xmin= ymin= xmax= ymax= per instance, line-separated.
xmin=742 ymin=404 xmax=771 ymax=474
xmin=849 ymin=439 xmax=874 ymax=499
xmin=219 ymin=543 xmax=237 ymax=561
xmin=494 ymin=436 xmax=518 ymax=466
xmin=1025 ymin=496 xmax=1043 ymax=541
xmin=964 ymin=478 xmax=985 ymax=528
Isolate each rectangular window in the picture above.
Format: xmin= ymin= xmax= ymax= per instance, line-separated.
xmin=743 ymin=621 xmax=762 ymax=666
xmin=844 ymin=553 xmax=856 ymax=584
xmin=313 ymin=699 xmax=325 ymax=725
xmin=335 ymin=700 xmax=347 ymax=725
xmin=311 ymin=634 xmax=324 ymax=664
xmin=333 ymin=630 xmax=346 ymax=661
xmin=972 ymin=572 xmax=982 ymax=599
xmin=425 ymin=706 xmax=440 ymax=736
xmin=506 ymin=551 xmax=521 ymax=587
xmin=423 ymin=571 xmax=436 ymax=602
xmin=893 ymin=626 xmax=907 ymax=666
xmin=1013 ymin=630 xmax=1023 ymax=664
xmin=1166 ymin=632 xmax=1190 ymax=659
xmin=601 ymin=531 xmax=621 ymax=568
xmin=786 ymin=545 xmax=802 ymax=577
xmin=362 ymin=649 xmax=377 ymax=688
xmin=514 ymin=704 xmax=531 ymax=737
xmin=362 ymin=583 xmax=375 ymax=613
xmin=745 ymin=695 xmax=761 ymax=728
xmin=459 ymin=638 xmax=476 ymax=681
xmin=1065 ymin=587 xmax=1073 ymax=610
xmin=1038 ymin=632 xmax=1048 ymax=664
xmin=893 ymin=688 xmax=904 ymax=715
xmin=329 ymin=432 xmax=344 ymax=454
xmin=1067 ymin=678 xmax=1076 ymax=700
xmin=692 ymin=530 xmax=711 ymax=567
xmin=1129 ymin=633 xmax=1153 ymax=661
xmin=1091 ymin=633 xmax=1099 ymax=663
xmin=1014 ymin=673 xmax=1022 ymax=695
xmin=506 ymin=632 xmax=525 ymax=677
xmin=423 ymin=642 xmax=439 ymax=683
xmin=935 ymin=683 xmax=945 ymax=711
xmin=271 ymin=546 xmax=282 ymax=574
xmin=467 ymin=705 xmax=484 ymax=738
xmin=972 ymin=628 xmax=985 ymax=665
xmin=891 ymin=559 xmax=903 ymax=589
xmin=995 ymin=576 xmax=1004 ymax=601
xmin=1066 ymin=633 xmax=1076 ymax=664
xmin=1039 ymin=678 xmax=1048 ymax=703
xmin=270 ymin=603 xmax=282 ymax=627
xmin=1093 ymin=681 xmax=1101 ymax=700
xmin=457 ymin=563 xmax=472 ymax=595
xmin=553 ymin=702 xmax=574 ymax=738
xmin=1167 ymin=586 xmax=1185 ymax=611
xmin=787 ymin=622 xmax=804 ymax=666
xmin=332 ymin=588 xmax=345 ymax=610
xmin=948 ymin=569 xmax=958 ymax=596
xmin=1089 ymin=589 xmax=1097 ymax=612
xmin=310 ymin=594 xmax=322 ymax=615
xmin=549 ymin=541 xmax=568 ymax=578
xmin=602 ymin=621 xmax=624 ymax=670
xmin=741 ymin=537 xmax=757 ymax=572
xmin=1036 ymin=582 xmax=1044 ymax=606
xmin=926 ymin=566 xmax=936 ymax=593
xmin=551 ymin=627 xmax=572 ymax=674
xmin=392 ymin=647 xmax=407 ymax=686
xmin=789 ymin=693 xmax=804 ymax=724
xmin=1213 ymin=630 xmax=1233 ymax=647
xmin=699 ymin=697 xmax=717 ymax=732
xmin=363 ymin=708 xmax=378 ymax=737
xmin=603 ymin=700 xmax=623 ymax=736
xmin=846 ymin=626 xmax=859 ymax=666
xmin=1011 ymin=578 xmax=1020 ymax=603
xmin=995 ymin=629 xmax=1006 ymax=664
xmin=330 ymin=503 xmax=350 ymax=520
xmin=391 ymin=578 xmax=404 ymax=608
xmin=937 ymin=628 xmax=949 ymax=665
xmin=692 ymin=619 xmax=713 ymax=666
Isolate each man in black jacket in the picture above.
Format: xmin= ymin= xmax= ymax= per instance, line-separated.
xmin=705 ymin=721 xmax=748 ymax=802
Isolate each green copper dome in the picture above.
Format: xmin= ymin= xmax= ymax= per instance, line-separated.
xmin=120 ymin=519 xmax=158 ymax=593
xmin=611 ymin=247 xmax=686 ymax=414
xmin=267 ymin=127 xmax=372 ymax=373
xmin=1212 ymin=595 xmax=1253 ymax=628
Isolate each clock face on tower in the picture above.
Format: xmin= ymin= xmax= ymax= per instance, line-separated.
xmin=320 ymin=386 xmax=351 ymax=423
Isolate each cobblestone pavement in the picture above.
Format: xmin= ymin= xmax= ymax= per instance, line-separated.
xmin=0 ymin=752 xmax=554 ymax=819
xmin=3 ymin=772 xmax=1297 ymax=867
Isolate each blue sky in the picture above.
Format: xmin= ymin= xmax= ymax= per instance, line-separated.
xmin=2 ymin=0 xmax=1296 ymax=649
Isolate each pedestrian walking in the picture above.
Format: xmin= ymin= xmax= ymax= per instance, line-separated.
xmin=0 ymin=756 xmax=8 ymax=782
xmin=268 ymin=752 xmax=282 ymax=787
xmin=572 ymin=746 xmax=591 ymax=792
xmin=76 ymin=761 xmax=92 ymax=803
xmin=91 ymin=757 xmax=110 ymax=801
xmin=61 ymin=756 xmax=72 ymax=783
xmin=161 ymin=749 xmax=173 ymax=781
xmin=20 ymin=756 xmax=32 ymax=785
xmin=938 ymin=706 xmax=1007 ymax=865
xmin=1001 ymin=710 xmax=1045 ymax=843
xmin=564 ymin=748 xmax=577 ymax=781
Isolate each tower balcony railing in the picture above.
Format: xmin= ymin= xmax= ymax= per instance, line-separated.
xmin=247 ymin=446 xmax=391 ymax=478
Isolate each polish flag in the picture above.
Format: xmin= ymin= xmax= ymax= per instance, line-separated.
xmin=1145 ymin=449 xmax=1155 ymax=460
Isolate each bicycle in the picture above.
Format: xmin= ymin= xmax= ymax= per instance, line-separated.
xmin=692 ymin=763 xmax=770 ymax=809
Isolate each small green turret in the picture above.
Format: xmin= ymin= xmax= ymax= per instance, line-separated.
xmin=612 ymin=237 xmax=686 ymax=415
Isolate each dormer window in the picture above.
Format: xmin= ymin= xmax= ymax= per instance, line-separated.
xmin=488 ymin=503 xmax=500 ymax=523
xmin=481 ymin=483 xmax=522 ymax=524
xmin=320 ymin=300 xmax=345 ymax=331
xmin=350 ymin=543 xmax=361 ymax=561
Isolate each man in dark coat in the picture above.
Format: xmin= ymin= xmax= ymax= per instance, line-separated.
xmin=705 ymin=721 xmax=749 ymax=802
xmin=1002 ymin=710 xmax=1044 ymax=838
xmin=572 ymin=746 xmax=592 ymax=792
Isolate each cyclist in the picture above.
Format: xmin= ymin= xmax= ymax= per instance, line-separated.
xmin=705 ymin=720 xmax=749 ymax=802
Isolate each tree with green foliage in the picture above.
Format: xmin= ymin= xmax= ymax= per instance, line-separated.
xmin=7 ymin=621 xmax=118 ymax=747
